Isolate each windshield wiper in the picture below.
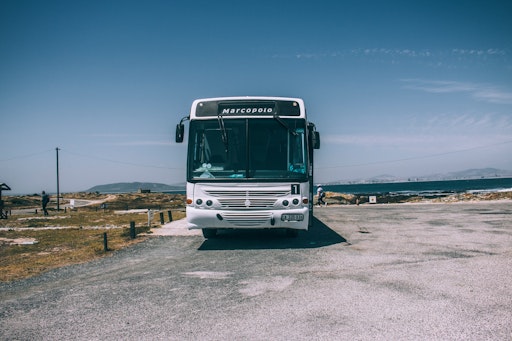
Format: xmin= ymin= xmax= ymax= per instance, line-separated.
xmin=217 ymin=114 xmax=229 ymax=153
xmin=273 ymin=113 xmax=297 ymax=136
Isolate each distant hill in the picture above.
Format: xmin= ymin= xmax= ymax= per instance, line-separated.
xmin=414 ymin=168 xmax=512 ymax=181
xmin=328 ymin=168 xmax=512 ymax=185
xmin=443 ymin=168 xmax=512 ymax=179
xmin=86 ymin=182 xmax=185 ymax=193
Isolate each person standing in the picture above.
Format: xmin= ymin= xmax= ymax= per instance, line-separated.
xmin=42 ymin=191 xmax=50 ymax=216
xmin=316 ymin=186 xmax=326 ymax=206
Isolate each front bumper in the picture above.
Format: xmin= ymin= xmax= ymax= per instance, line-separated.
xmin=186 ymin=206 xmax=309 ymax=230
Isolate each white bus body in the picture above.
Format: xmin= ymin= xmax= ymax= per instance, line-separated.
xmin=176 ymin=97 xmax=320 ymax=238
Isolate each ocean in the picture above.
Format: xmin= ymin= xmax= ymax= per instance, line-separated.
xmin=322 ymin=177 xmax=512 ymax=196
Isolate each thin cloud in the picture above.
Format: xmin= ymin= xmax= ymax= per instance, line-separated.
xmin=401 ymin=79 xmax=512 ymax=104
xmin=452 ymin=48 xmax=506 ymax=56
xmin=422 ymin=112 xmax=512 ymax=133
xmin=401 ymin=79 xmax=476 ymax=93
xmin=323 ymin=134 xmax=420 ymax=146
xmin=323 ymin=133 xmax=512 ymax=150
xmin=112 ymin=140 xmax=172 ymax=147
xmin=82 ymin=133 xmax=160 ymax=139
xmin=288 ymin=48 xmax=507 ymax=62
xmin=473 ymin=88 xmax=512 ymax=104
xmin=80 ymin=133 xmax=174 ymax=146
xmin=354 ymin=48 xmax=433 ymax=58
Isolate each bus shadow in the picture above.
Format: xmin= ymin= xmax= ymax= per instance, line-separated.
xmin=197 ymin=216 xmax=347 ymax=251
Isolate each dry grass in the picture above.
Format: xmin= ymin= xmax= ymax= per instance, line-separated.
xmin=0 ymin=193 xmax=186 ymax=282
xmin=0 ymin=228 xmax=147 ymax=282
xmin=3 ymin=210 xmax=182 ymax=229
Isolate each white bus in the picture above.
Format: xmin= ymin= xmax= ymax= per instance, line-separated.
xmin=175 ymin=97 xmax=320 ymax=238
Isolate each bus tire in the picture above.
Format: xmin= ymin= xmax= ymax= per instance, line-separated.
xmin=202 ymin=228 xmax=218 ymax=238
xmin=286 ymin=229 xmax=298 ymax=238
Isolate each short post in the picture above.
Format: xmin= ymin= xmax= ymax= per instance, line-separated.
xmin=147 ymin=209 xmax=153 ymax=227
xmin=103 ymin=232 xmax=108 ymax=252
xmin=130 ymin=221 xmax=136 ymax=239
xmin=167 ymin=210 xmax=173 ymax=222
xmin=159 ymin=212 xmax=164 ymax=224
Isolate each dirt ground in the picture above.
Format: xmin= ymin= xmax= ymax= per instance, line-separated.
xmin=1 ymin=200 xmax=511 ymax=340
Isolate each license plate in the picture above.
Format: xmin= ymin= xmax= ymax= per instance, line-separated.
xmin=281 ymin=214 xmax=304 ymax=221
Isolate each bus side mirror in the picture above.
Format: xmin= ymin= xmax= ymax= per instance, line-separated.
xmin=312 ymin=131 xmax=320 ymax=149
xmin=175 ymin=123 xmax=184 ymax=143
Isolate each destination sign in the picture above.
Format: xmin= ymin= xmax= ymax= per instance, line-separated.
xmin=195 ymin=100 xmax=301 ymax=117
xmin=218 ymin=103 xmax=276 ymax=116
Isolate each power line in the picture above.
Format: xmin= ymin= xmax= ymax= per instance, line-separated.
xmin=60 ymin=149 xmax=185 ymax=170
xmin=316 ymin=139 xmax=512 ymax=170
xmin=0 ymin=148 xmax=185 ymax=171
xmin=0 ymin=149 xmax=54 ymax=162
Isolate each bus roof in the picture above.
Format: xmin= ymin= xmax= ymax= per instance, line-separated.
xmin=190 ymin=96 xmax=306 ymax=119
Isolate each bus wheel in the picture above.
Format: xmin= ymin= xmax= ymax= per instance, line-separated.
xmin=286 ymin=229 xmax=298 ymax=238
xmin=202 ymin=228 xmax=217 ymax=238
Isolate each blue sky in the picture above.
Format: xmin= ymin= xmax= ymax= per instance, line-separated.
xmin=1 ymin=0 xmax=511 ymax=194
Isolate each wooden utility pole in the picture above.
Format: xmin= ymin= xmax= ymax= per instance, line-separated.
xmin=56 ymin=147 xmax=60 ymax=211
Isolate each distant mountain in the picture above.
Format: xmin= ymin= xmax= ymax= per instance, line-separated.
xmin=87 ymin=182 xmax=185 ymax=193
xmin=367 ymin=174 xmax=400 ymax=183
xmin=415 ymin=168 xmax=512 ymax=181
xmin=445 ymin=168 xmax=512 ymax=179
xmin=328 ymin=168 xmax=512 ymax=185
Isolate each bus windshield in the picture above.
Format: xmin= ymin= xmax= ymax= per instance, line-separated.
xmin=188 ymin=118 xmax=307 ymax=181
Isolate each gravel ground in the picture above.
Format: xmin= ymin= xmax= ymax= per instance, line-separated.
xmin=1 ymin=201 xmax=511 ymax=340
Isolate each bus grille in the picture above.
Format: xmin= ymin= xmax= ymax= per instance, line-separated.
xmin=204 ymin=189 xmax=290 ymax=209
xmin=217 ymin=198 xmax=276 ymax=208
xmin=221 ymin=212 xmax=273 ymax=227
